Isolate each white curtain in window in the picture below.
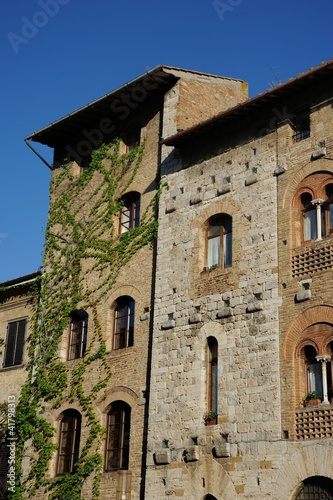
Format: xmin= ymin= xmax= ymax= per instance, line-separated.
xmin=329 ymin=204 xmax=333 ymax=230
xmin=308 ymin=363 xmax=323 ymax=398
xmin=208 ymin=236 xmax=220 ymax=267
xmin=304 ymin=210 xmax=317 ymax=240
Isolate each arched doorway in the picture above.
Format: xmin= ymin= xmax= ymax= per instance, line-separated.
xmin=296 ymin=476 xmax=333 ymax=499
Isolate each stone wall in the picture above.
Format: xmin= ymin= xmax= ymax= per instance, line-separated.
xmin=145 ymin=72 xmax=333 ymax=498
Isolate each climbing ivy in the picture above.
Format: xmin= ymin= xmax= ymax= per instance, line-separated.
xmin=10 ymin=138 xmax=159 ymax=499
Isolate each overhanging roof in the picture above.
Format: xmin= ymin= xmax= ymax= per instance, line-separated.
xmin=0 ymin=271 xmax=41 ymax=289
xmin=162 ymin=59 xmax=333 ymax=147
xmin=25 ymin=65 xmax=244 ymax=149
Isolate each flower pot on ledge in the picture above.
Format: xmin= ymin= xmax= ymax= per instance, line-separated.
xmin=205 ymin=418 xmax=217 ymax=426
xmin=307 ymin=398 xmax=321 ymax=405
xmin=203 ymin=411 xmax=218 ymax=426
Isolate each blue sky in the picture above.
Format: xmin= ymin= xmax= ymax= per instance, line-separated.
xmin=1 ymin=0 xmax=332 ymax=282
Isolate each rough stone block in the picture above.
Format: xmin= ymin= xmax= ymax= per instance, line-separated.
xmin=154 ymin=449 xmax=171 ymax=465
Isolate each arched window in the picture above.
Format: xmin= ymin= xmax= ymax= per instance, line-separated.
xmin=206 ymin=214 xmax=232 ymax=269
xmin=296 ymin=476 xmax=333 ymax=499
xmin=57 ymin=410 xmax=81 ymax=475
xmin=113 ymin=297 xmax=135 ymax=350
xmin=302 ymin=345 xmax=323 ymax=400
xmin=119 ymin=192 xmax=140 ymax=234
xmin=207 ymin=337 xmax=218 ymax=420
xmin=105 ymin=401 xmax=131 ymax=471
xmin=301 ymin=192 xmax=317 ymax=242
xmin=294 ymin=174 xmax=333 ymax=245
xmin=68 ymin=310 xmax=88 ymax=360
xmin=295 ymin=324 xmax=333 ymax=406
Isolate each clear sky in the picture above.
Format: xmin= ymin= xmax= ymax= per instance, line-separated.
xmin=1 ymin=0 xmax=332 ymax=282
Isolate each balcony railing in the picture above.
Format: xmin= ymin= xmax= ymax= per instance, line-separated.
xmin=296 ymin=403 xmax=333 ymax=440
xmin=292 ymin=237 xmax=333 ymax=278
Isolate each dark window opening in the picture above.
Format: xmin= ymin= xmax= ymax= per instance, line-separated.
xmin=113 ymin=297 xmax=135 ymax=350
xmin=68 ymin=310 xmax=88 ymax=360
xmin=292 ymin=113 xmax=310 ymax=143
xmin=57 ymin=410 xmax=81 ymax=475
xmin=105 ymin=402 xmax=131 ymax=471
xmin=125 ymin=125 xmax=141 ymax=152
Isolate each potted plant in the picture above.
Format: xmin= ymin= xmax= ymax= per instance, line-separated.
xmin=204 ymin=410 xmax=217 ymax=426
xmin=303 ymin=391 xmax=321 ymax=406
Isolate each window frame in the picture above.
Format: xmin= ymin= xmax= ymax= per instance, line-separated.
xmin=104 ymin=402 xmax=131 ymax=472
xmin=125 ymin=125 xmax=141 ymax=153
xmin=206 ymin=214 xmax=232 ymax=269
xmin=207 ymin=337 xmax=218 ymax=419
xmin=119 ymin=193 xmax=140 ymax=234
xmin=68 ymin=310 xmax=88 ymax=361
xmin=292 ymin=111 xmax=310 ymax=143
xmin=3 ymin=318 xmax=27 ymax=368
xmin=56 ymin=410 xmax=81 ymax=475
xmin=113 ymin=297 xmax=135 ymax=350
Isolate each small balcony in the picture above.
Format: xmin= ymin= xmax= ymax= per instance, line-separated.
xmin=296 ymin=403 xmax=333 ymax=440
xmin=292 ymin=237 xmax=333 ymax=278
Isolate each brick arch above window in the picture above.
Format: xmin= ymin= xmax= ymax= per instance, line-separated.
xmin=99 ymin=386 xmax=138 ymax=413
xmin=194 ymin=199 xmax=239 ymax=229
xmin=282 ymin=160 xmax=333 ymax=209
xmin=283 ymin=305 xmax=333 ymax=360
xmin=294 ymin=323 xmax=333 ymax=358
xmin=295 ymin=338 xmax=320 ymax=360
xmin=292 ymin=172 xmax=333 ymax=206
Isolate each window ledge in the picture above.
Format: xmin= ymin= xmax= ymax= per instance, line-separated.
xmin=0 ymin=363 xmax=25 ymax=372
xmin=201 ymin=266 xmax=231 ymax=276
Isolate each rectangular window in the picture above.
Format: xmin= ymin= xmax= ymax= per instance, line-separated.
xmin=292 ymin=113 xmax=310 ymax=143
xmin=113 ymin=298 xmax=135 ymax=350
xmin=68 ymin=316 xmax=88 ymax=360
xmin=105 ymin=405 xmax=130 ymax=471
xmin=57 ymin=411 xmax=81 ymax=475
xmin=3 ymin=319 xmax=26 ymax=368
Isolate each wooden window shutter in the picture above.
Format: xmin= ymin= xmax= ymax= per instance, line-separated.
xmin=4 ymin=319 xmax=26 ymax=367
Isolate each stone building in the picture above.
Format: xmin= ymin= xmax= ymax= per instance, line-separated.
xmin=1 ymin=59 xmax=333 ymax=499
xmin=20 ymin=66 xmax=246 ymax=500
xmin=145 ymin=60 xmax=333 ymax=499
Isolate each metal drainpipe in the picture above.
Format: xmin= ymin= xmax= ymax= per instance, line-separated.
xmin=25 ymin=139 xmax=53 ymax=170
